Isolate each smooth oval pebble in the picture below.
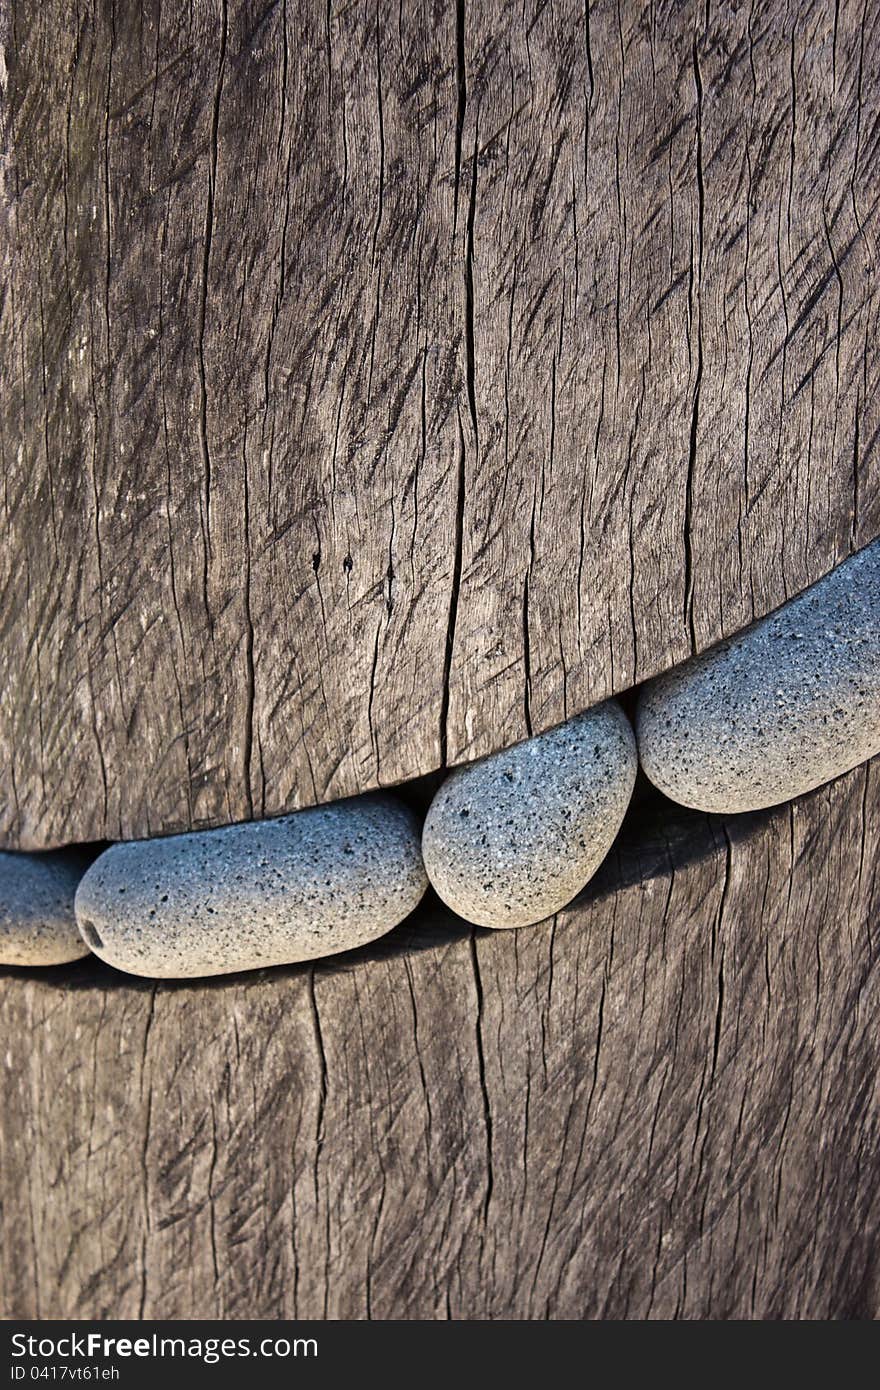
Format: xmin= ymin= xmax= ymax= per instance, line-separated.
xmin=0 ymin=850 xmax=91 ymax=966
xmin=636 ymin=540 xmax=880 ymax=813
xmin=74 ymin=795 xmax=427 ymax=978
xmin=422 ymin=700 xmax=637 ymax=929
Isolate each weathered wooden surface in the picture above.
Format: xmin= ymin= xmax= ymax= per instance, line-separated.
xmin=1 ymin=757 xmax=878 ymax=1319
xmin=1 ymin=0 xmax=878 ymax=850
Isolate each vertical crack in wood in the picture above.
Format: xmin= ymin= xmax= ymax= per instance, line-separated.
xmin=366 ymin=613 xmax=382 ymax=780
xmin=158 ymin=180 xmax=196 ymax=824
xmin=242 ymin=431 xmax=256 ymax=820
xmin=197 ymin=0 xmax=228 ymax=624
xmin=138 ymin=983 xmax=158 ymax=1319
xmin=469 ymin=929 xmax=494 ymax=1236
xmin=711 ymin=827 xmax=732 ymax=1083
xmin=850 ymin=0 xmax=867 ymax=551
xmin=23 ymin=989 xmax=43 ymax=1319
xmin=684 ymin=26 xmax=705 ymax=655
xmin=440 ymin=410 xmax=467 ymax=768
xmin=463 ymin=123 xmax=480 ymax=447
xmin=523 ymin=476 xmax=537 ymax=738
xmin=306 ymin=964 xmax=330 ymax=1318
xmin=583 ymin=0 xmax=594 ymax=101
xmin=207 ymin=1100 xmax=221 ymax=1286
xmin=452 ymin=0 xmax=467 ymax=232
xmin=371 ymin=0 xmax=385 ymax=265
xmin=440 ymin=0 xmax=477 ymax=766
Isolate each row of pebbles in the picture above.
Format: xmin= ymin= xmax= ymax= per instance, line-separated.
xmin=2 ymin=540 xmax=878 ymax=978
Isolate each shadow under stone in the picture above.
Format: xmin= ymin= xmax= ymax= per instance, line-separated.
xmin=0 ymin=778 xmax=784 ymax=996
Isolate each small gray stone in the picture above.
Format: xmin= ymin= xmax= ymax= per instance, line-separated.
xmin=422 ymin=701 xmax=637 ymax=929
xmin=0 ymin=850 xmax=91 ymax=966
xmin=74 ymin=794 xmax=428 ymax=978
xmin=636 ymin=540 xmax=880 ymax=813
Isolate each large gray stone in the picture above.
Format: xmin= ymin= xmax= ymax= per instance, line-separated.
xmin=74 ymin=795 xmax=427 ymax=978
xmin=422 ymin=701 xmax=637 ymax=929
xmin=636 ymin=540 xmax=880 ymax=813
xmin=0 ymin=850 xmax=91 ymax=966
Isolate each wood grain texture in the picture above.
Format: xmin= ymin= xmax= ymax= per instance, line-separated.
xmin=1 ymin=757 xmax=878 ymax=1320
xmin=2 ymin=0 xmax=879 ymax=849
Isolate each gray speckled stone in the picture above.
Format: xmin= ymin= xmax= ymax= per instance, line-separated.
xmin=637 ymin=540 xmax=880 ymax=813
xmin=74 ymin=795 xmax=427 ymax=978
xmin=0 ymin=850 xmax=91 ymax=966
xmin=422 ymin=701 xmax=637 ymax=929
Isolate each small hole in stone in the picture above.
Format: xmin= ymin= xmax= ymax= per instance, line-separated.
xmin=80 ymin=919 xmax=103 ymax=951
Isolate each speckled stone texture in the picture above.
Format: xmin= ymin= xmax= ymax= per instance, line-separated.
xmin=422 ymin=700 xmax=637 ymax=929
xmin=0 ymin=850 xmax=91 ymax=966
xmin=74 ymin=795 xmax=427 ymax=978
xmin=637 ymin=540 xmax=880 ymax=813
